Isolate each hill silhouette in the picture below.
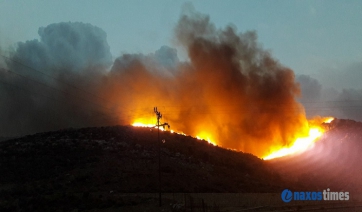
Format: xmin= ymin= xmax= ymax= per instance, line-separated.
xmin=1 ymin=125 xmax=290 ymax=211
xmin=2 ymin=120 xmax=362 ymax=211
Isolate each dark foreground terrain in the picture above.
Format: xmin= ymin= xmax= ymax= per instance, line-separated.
xmin=1 ymin=121 xmax=362 ymax=211
xmin=0 ymin=125 xmax=287 ymax=211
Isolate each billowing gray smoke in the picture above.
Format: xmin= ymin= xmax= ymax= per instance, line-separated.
xmin=0 ymin=22 xmax=114 ymax=136
xmin=1 ymin=9 xmax=358 ymax=157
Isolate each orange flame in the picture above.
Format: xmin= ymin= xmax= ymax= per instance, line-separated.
xmin=132 ymin=122 xmax=217 ymax=146
xmin=196 ymin=132 xmax=217 ymax=146
xmin=263 ymin=127 xmax=323 ymax=160
xmin=324 ymin=117 xmax=334 ymax=124
xmin=132 ymin=116 xmax=334 ymax=160
xmin=263 ymin=117 xmax=334 ymax=160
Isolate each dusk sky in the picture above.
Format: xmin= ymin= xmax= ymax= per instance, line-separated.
xmin=1 ymin=1 xmax=361 ymax=89
xmin=0 ymin=0 xmax=362 ymax=134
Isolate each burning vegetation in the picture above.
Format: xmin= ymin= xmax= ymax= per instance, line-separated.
xmin=115 ymin=10 xmax=335 ymax=159
xmin=263 ymin=117 xmax=334 ymax=159
xmin=0 ymin=8 xmax=335 ymax=159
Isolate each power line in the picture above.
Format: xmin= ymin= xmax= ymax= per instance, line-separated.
xmin=153 ymin=107 xmax=170 ymax=207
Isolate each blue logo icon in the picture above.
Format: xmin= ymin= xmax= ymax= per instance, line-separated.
xmin=281 ymin=189 xmax=293 ymax=203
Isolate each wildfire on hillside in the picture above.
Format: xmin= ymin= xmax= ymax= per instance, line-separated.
xmin=109 ymin=12 xmax=337 ymax=159
xmin=263 ymin=117 xmax=334 ymax=159
xmin=132 ymin=116 xmax=334 ymax=159
xmin=1 ymin=8 xmax=337 ymax=160
xmin=132 ymin=120 xmax=217 ymax=146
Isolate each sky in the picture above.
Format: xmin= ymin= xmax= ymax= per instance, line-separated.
xmin=0 ymin=0 xmax=362 ymax=133
xmin=0 ymin=1 xmax=361 ymax=88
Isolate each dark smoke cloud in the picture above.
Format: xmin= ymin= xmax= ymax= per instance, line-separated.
xmin=0 ymin=22 xmax=113 ymax=136
xmin=0 ymin=10 xmax=312 ymax=157
xmin=11 ymin=22 xmax=112 ymax=74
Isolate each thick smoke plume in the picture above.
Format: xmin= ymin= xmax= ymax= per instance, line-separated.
xmin=0 ymin=10 xmax=312 ymax=157
xmin=0 ymin=22 xmax=113 ymax=136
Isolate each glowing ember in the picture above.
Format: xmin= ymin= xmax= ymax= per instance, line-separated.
xmin=132 ymin=123 xmax=155 ymax=128
xmin=132 ymin=122 xmax=168 ymax=131
xmin=196 ymin=133 xmax=217 ymax=146
xmin=324 ymin=117 xmax=334 ymax=124
xmin=263 ymin=128 xmax=323 ymax=160
xmin=132 ymin=117 xmax=155 ymax=127
xmin=132 ymin=122 xmax=217 ymax=145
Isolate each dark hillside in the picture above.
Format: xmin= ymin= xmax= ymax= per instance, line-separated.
xmin=0 ymin=125 xmax=289 ymax=211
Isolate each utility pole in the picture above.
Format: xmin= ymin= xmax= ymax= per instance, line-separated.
xmin=154 ymin=107 xmax=169 ymax=207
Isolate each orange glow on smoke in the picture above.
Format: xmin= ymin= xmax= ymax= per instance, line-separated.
xmin=102 ymin=12 xmax=337 ymax=159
